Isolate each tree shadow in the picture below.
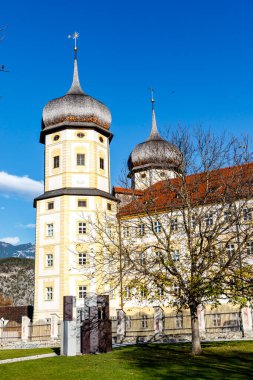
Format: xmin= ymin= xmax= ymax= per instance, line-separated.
xmin=114 ymin=342 xmax=253 ymax=379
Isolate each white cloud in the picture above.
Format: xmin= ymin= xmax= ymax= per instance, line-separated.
xmin=0 ymin=236 xmax=20 ymax=245
xmin=0 ymin=172 xmax=43 ymax=200
xmin=17 ymin=223 xmax=35 ymax=229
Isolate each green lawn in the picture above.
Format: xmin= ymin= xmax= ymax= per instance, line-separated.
xmin=0 ymin=347 xmax=57 ymax=360
xmin=1 ymin=341 xmax=253 ymax=380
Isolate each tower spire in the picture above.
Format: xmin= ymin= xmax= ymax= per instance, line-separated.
xmin=67 ymin=32 xmax=85 ymax=95
xmin=148 ymin=88 xmax=162 ymax=141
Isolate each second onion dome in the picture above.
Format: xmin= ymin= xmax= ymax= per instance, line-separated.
xmin=128 ymin=99 xmax=183 ymax=174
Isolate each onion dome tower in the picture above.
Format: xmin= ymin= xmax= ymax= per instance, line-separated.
xmin=128 ymin=95 xmax=183 ymax=190
xmin=34 ymin=34 xmax=117 ymax=321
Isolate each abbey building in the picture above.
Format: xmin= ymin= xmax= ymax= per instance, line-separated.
xmin=34 ymin=47 xmax=253 ymax=326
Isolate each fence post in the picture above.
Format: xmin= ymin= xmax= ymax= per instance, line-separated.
xmin=116 ymin=309 xmax=126 ymax=343
xmin=153 ymin=306 xmax=164 ymax=336
xmin=51 ymin=314 xmax=60 ymax=339
xmin=241 ymin=305 xmax=253 ymax=337
xmin=197 ymin=306 xmax=206 ymax=337
xmin=21 ymin=316 xmax=30 ymax=341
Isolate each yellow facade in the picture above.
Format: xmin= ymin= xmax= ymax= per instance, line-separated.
xmin=34 ymin=127 xmax=117 ymax=321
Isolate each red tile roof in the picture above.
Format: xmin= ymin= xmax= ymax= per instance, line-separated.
xmin=118 ymin=163 xmax=253 ymax=217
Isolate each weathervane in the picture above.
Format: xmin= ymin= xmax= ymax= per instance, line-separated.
xmin=68 ymin=31 xmax=80 ymax=51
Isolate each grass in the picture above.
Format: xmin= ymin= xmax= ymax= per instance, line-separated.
xmin=0 ymin=347 xmax=58 ymax=360
xmin=1 ymin=341 xmax=253 ymax=379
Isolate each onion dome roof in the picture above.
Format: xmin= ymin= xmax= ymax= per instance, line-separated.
xmin=42 ymin=52 xmax=111 ymax=131
xmin=128 ymin=102 xmax=183 ymax=172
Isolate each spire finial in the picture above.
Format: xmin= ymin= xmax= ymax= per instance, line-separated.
xmin=151 ymin=87 xmax=155 ymax=109
xmin=147 ymin=87 xmax=162 ymax=141
xmin=68 ymin=31 xmax=79 ymax=53
xmin=67 ymin=32 xmax=84 ymax=95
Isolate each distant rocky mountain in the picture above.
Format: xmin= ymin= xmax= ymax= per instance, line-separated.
xmin=0 ymin=258 xmax=34 ymax=305
xmin=0 ymin=242 xmax=35 ymax=259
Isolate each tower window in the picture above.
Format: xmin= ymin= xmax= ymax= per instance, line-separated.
xmin=53 ymin=135 xmax=60 ymax=141
xmin=77 ymin=154 xmax=85 ymax=166
xmin=78 ymin=253 xmax=87 ymax=265
xmin=47 ymin=224 xmax=54 ymax=237
xmin=46 ymin=254 xmax=53 ymax=267
xmin=48 ymin=202 xmax=54 ymax=210
xmin=100 ymin=158 xmax=104 ymax=170
xmin=107 ymin=203 xmax=112 ymax=211
xmin=78 ymin=222 xmax=87 ymax=234
xmin=53 ymin=156 xmax=60 ymax=168
xmin=99 ymin=136 xmax=104 ymax=143
xmin=78 ymin=199 xmax=87 ymax=208
xmin=77 ymin=132 xmax=85 ymax=138
xmin=46 ymin=287 xmax=53 ymax=301
xmin=141 ymin=173 xmax=146 ymax=179
xmin=78 ymin=286 xmax=87 ymax=299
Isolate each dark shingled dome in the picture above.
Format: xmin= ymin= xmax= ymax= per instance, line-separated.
xmin=128 ymin=108 xmax=183 ymax=172
xmin=42 ymin=54 xmax=111 ymax=130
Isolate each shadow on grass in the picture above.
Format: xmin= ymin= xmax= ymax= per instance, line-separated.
xmin=114 ymin=342 xmax=253 ymax=379
xmin=51 ymin=347 xmax=60 ymax=356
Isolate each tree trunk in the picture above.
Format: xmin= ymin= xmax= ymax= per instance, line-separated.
xmin=190 ymin=305 xmax=202 ymax=355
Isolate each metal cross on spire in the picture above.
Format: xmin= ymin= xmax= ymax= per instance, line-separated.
xmin=68 ymin=31 xmax=80 ymax=51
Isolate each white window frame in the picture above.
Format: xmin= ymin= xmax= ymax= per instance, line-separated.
xmin=171 ymin=218 xmax=178 ymax=231
xmin=171 ymin=249 xmax=180 ymax=261
xmin=78 ymin=222 xmax=87 ymax=235
xmin=78 ymin=286 xmax=87 ymax=299
xmin=77 ymin=153 xmax=85 ymax=166
xmin=47 ymin=223 xmax=54 ymax=237
xmin=154 ymin=221 xmax=161 ymax=233
xmin=46 ymin=287 xmax=53 ymax=301
xmin=78 ymin=253 xmax=87 ymax=265
xmin=46 ymin=254 xmax=53 ymax=267
xmin=205 ymin=212 xmax=213 ymax=227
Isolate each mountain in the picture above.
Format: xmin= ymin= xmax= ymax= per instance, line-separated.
xmin=0 ymin=258 xmax=34 ymax=305
xmin=0 ymin=242 xmax=35 ymax=259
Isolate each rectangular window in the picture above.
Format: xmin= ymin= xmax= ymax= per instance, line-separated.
xmin=107 ymin=203 xmax=112 ymax=211
xmin=78 ymin=253 xmax=87 ymax=265
xmin=78 ymin=222 xmax=87 ymax=234
xmin=154 ymin=221 xmax=161 ymax=233
xmin=123 ymin=226 xmax=130 ymax=238
xmin=224 ymin=210 xmax=232 ymax=222
xmin=100 ymin=157 xmax=104 ymax=170
xmin=141 ymin=315 xmax=148 ymax=328
xmin=47 ymin=223 xmax=54 ymax=237
xmin=171 ymin=218 xmax=178 ymax=231
xmin=171 ymin=249 xmax=180 ymax=261
xmin=173 ymin=284 xmax=180 ymax=295
xmin=107 ymin=225 xmax=112 ymax=237
xmin=46 ymin=287 xmax=53 ymax=301
xmin=53 ymin=156 xmax=60 ymax=168
xmin=78 ymin=286 xmax=87 ymax=299
xmin=77 ymin=153 xmax=85 ymax=166
xmin=140 ymin=253 xmax=146 ymax=266
xmin=78 ymin=199 xmax=87 ymax=207
xmin=48 ymin=202 xmax=54 ymax=210
xmin=126 ymin=316 xmax=132 ymax=329
xmin=137 ymin=224 xmax=145 ymax=236
xmin=176 ymin=313 xmax=183 ymax=328
xmin=205 ymin=212 xmax=213 ymax=227
xmin=46 ymin=254 xmax=53 ymax=267
xmin=157 ymin=285 xmax=164 ymax=297
xmin=125 ymin=286 xmax=131 ymax=298
xmin=212 ymin=314 xmax=221 ymax=327
xmin=246 ymin=241 xmax=253 ymax=255
xmin=243 ymin=208 xmax=252 ymax=221
xmin=191 ymin=215 xmax=196 ymax=228
xmin=226 ymin=243 xmax=235 ymax=258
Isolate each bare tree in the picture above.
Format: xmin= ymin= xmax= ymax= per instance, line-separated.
xmin=82 ymin=128 xmax=253 ymax=355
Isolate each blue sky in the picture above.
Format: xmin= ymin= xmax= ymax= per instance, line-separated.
xmin=1 ymin=0 xmax=253 ymax=244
